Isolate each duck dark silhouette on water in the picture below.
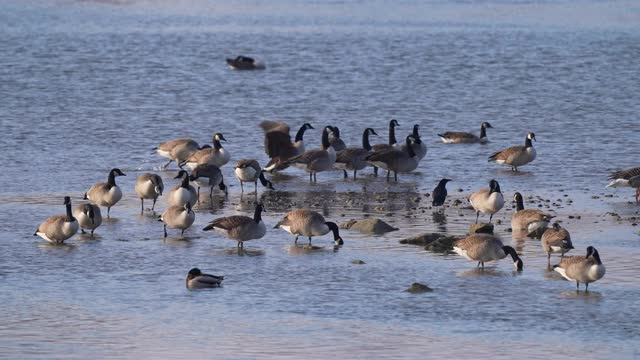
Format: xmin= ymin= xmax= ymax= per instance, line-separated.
xmin=226 ymin=55 xmax=266 ymax=70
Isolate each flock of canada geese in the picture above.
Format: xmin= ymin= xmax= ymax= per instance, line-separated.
xmin=34 ymin=118 xmax=639 ymax=291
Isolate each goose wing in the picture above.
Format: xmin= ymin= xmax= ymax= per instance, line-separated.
xmin=609 ymin=166 xmax=640 ymax=180
xmin=489 ymin=145 xmax=525 ymax=162
xmin=205 ymin=215 xmax=253 ymax=231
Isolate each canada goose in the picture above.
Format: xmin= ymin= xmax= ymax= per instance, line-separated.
xmin=186 ymin=268 xmax=224 ymax=289
xmin=607 ymin=166 xmax=640 ymax=203
xmin=84 ymin=168 xmax=126 ymax=218
xmin=371 ymin=119 xmax=400 ymax=176
xmin=234 ymin=159 xmax=275 ymax=193
xmin=203 ymin=203 xmax=266 ymax=248
xmin=160 ymin=202 xmax=195 ymax=237
xmin=511 ymin=192 xmax=554 ymax=234
xmin=553 ymin=246 xmax=605 ymax=291
xmin=488 ymin=132 xmax=537 ymax=171
xmin=328 ymin=126 xmax=346 ymax=152
xmin=261 ymin=122 xmax=314 ymax=172
xmin=285 ymin=126 xmax=337 ymax=182
xmin=274 ymin=209 xmax=344 ymax=246
xmin=180 ymin=133 xmax=230 ymax=170
xmin=453 ymin=233 xmax=523 ymax=271
xmin=438 ymin=122 xmax=493 ymax=144
xmin=334 ymin=127 xmax=377 ymax=179
xmin=189 ymin=163 xmax=228 ymax=200
xmin=399 ymin=124 xmax=427 ymax=160
xmin=226 ymin=55 xmax=265 ymax=70
xmin=73 ymin=203 xmax=102 ymax=237
xmin=134 ymin=173 xmax=164 ymax=214
xmin=541 ymin=223 xmax=574 ymax=265
xmin=365 ymin=135 xmax=419 ymax=182
xmin=432 ymin=178 xmax=451 ymax=207
xmin=153 ymin=138 xmax=201 ymax=169
xmin=469 ymin=179 xmax=504 ymax=223
xmin=168 ymin=170 xmax=198 ymax=207
xmin=34 ymin=196 xmax=78 ymax=244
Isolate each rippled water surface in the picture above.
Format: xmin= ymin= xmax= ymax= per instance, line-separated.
xmin=1 ymin=0 xmax=640 ymax=359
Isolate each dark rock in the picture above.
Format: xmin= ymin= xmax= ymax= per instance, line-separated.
xmin=425 ymin=236 xmax=459 ymax=252
xmin=452 ymin=199 xmax=463 ymax=206
xmin=340 ymin=218 xmax=398 ymax=235
xmin=351 ymin=260 xmax=366 ymax=264
xmin=400 ymin=233 xmax=444 ymax=246
xmin=406 ymin=282 xmax=433 ymax=293
xmin=469 ymin=223 xmax=494 ymax=234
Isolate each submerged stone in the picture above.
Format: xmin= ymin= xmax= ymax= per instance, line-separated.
xmin=469 ymin=223 xmax=494 ymax=234
xmin=340 ymin=218 xmax=398 ymax=235
xmin=406 ymin=282 xmax=433 ymax=293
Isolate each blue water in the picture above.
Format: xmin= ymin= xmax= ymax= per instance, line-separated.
xmin=1 ymin=1 xmax=640 ymax=358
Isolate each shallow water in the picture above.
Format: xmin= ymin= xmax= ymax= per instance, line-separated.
xmin=1 ymin=0 xmax=640 ymax=359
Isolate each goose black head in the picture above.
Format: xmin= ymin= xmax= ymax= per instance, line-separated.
xmin=303 ymin=123 xmax=315 ymax=130
xmin=187 ymin=268 xmax=202 ymax=280
xmin=503 ymin=246 xmax=523 ymax=271
xmin=390 ymin=119 xmax=399 ymax=127
xmin=365 ymin=128 xmax=378 ymax=136
xmin=111 ymin=168 xmax=126 ymax=177
xmin=175 ymin=170 xmax=189 ymax=179
xmin=325 ymin=222 xmax=344 ymax=246
xmin=489 ymin=179 xmax=501 ymax=194
xmin=482 ymin=122 xmax=493 ymax=129
xmin=63 ymin=196 xmax=71 ymax=205
xmin=214 ymin=133 xmax=227 ymax=142
xmin=527 ymin=132 xmax=536 ymax=142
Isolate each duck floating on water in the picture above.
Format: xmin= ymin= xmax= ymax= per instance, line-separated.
xmin=226 ymin=56 xmax=266 ymax=70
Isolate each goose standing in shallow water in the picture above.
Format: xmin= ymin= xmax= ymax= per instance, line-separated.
xmin=189 ymin=163 xmax=228 ymax=200
xmin=438 ymin=122 xmax=493 ymax=144
xmin=284 ymin=126 xmax=337 ymax=182
xmin=168 ymin=170 xmax=198 ymax=207
xmin=334 ymin=127 xmax=377 ymax=179
xmin=186 ymin=268 xmax=224 ymax=289
xmin=160 ymin=202 xmax=195 ymax=237
xmin=203 ymin=203 xmax=267 ymax=248
xmin=84 ymin=168 xmax=126 ymax=218
xmin=180 ymin=133 xmax=230 ymax=170
xmin=553 ymin=246 xmax=605 ymax=291
xmin=453 ymin=234 xmax=523 ymax=270
xmin=261 ymin=121 xmax=314 ymax=172
xmin=469 ymin=179 xmax=504 ymax=223
xmin=274 ymin=209 xmax=344 ymax=246
xmin=234 ymin=159 xmax=274 ymax=193
xmin=366 ymin=136 xmax=419 ymax=182
xmin=154 ymin=138 xmax=201 ymax=169
xmin=607 ymin=166 xmax=640 ymax=203
xmin=73 ymin=203 xmax=102 ymax=237
xmin=511 ymin=192 xmax=554 ymax=234
xmin=371 ymin=119 xmax=400 ymax=176
xmin=541 ymin=223 xmax=574 ymax=265
xmin=34 ymin=196 xmax=78 ymax=244
xmin=134 ymin=173 xmax=164 ymax=214
xmin=400 ymin=124 xmax=427 ymax=160
xmin=488 ymin=132 xmax=536 ymax=171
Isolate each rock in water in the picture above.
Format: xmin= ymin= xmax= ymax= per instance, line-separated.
xmin=424 ymin=235 xmax=459 ymax=252
xmin=406 ymin=282 xmax=433 ymax=293
xmin=340 ymin=218 xmax=398 ymax=235
xmin=351 ymin=260 xmax=366 ymax=265
xmin=469 ymin=223 xmax=494 ymax=234
xmin=399 ymin=233 xmax=445 ymax=246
